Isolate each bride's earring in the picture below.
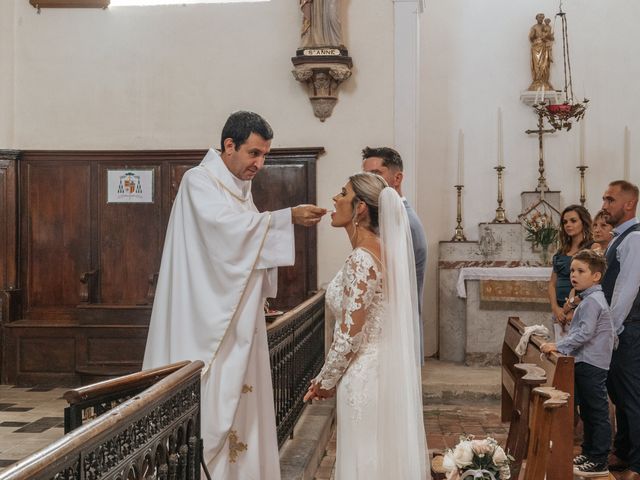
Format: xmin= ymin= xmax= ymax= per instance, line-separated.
xmin=349 ymin=217 xmax=359 ymax=245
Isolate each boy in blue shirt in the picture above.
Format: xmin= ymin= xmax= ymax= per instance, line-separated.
xmin=541 ymin=249 xmax=614 ymax=476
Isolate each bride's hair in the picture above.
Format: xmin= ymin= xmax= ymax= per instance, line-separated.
xmin=349 ymin=172 xmax=388 ymax=234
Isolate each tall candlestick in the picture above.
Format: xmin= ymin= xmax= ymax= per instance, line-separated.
xmin=493 ymin=166 xmax=508 ymax=223
xmin=579 ymin=119 xmax=585 ymax=166
xmin=457 ymin=129 xmax=464 ymax=185
xmin=498 ymin=108 xmax=504 ymax=167
xmin=451 ymin=185 xmax=467 ymax=241
xmin=577 ymin=166 xmax=588 ymax=206
xmin=624 ymin=126 xmax=631 ymax=180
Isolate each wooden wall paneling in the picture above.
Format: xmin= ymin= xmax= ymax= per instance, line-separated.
xmin=252 ymin=148 xmax=322 ymax=309
xmin=23 ymin=161 xmax=92 ymax=317
xmin=2 ymin=148 xmax=321 ymax=386
xmin=0 ymin=150 xmax=21 ymax=384
xmin=5 ymin=325 xmax=78 ymax=385
xmin=97 ymin=163 xmax=163 ymax=305
xmin=84 ymin=329 xmax=147 ymax=366
xmin=0 ymin=151 xmax=20 ymax=291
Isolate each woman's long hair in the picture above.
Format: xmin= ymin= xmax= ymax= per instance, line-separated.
xmin=557 ymin=204 xmax=593 ymax=255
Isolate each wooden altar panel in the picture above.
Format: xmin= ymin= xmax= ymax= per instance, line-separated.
xmin=25 ymin=163 xmax=92 ymax=311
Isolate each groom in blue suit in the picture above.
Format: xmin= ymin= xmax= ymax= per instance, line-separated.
xmin=362 ymin=146 xmax=427 ymax=363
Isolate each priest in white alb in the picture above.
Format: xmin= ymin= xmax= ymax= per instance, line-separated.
xmin=143 ymin=111 xmax=326 ymax=479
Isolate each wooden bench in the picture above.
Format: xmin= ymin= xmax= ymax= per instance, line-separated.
xmin=431 ymin=365 xmax=567 ymax=480
xmin=506 ymin=363 xmax=547 ymax=478
xmin=502 ymin=316 xmax=574 ymax=480
xmin=523 ymin=386 xmax=571 ymax=480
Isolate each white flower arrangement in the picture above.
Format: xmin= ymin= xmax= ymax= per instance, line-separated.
xmin=442 ymin=435 xmax=513 ymax=480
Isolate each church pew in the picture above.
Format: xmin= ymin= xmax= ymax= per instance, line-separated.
xmin=502 ymin=316 xmax=574 ymax=480
xmin=506 ymin=363 xmax=547 ymax=479
xmin=523 ymin=386 xmax=570 ymax=480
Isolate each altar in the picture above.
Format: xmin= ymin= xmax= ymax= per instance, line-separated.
xmin=454 ymin=266 xmax=553 ymax=365
xmin=438 ymin=193 xmax=562 ymax=365
xmin=434 ymin=6 xmax=599 ymax=366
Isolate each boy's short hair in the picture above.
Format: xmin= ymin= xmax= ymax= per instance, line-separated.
xmin=573 ymin=249 xmax=607 ymax=276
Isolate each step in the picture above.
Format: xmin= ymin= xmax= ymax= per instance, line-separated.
xmin=422 ymin=359 xmax=501 ymax=404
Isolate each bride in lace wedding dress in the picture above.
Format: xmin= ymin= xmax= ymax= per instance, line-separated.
xmin=304 ymin=172 xmax=429 ymax=479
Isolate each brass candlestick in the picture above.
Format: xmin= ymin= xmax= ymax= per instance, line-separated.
xmin=577 ymin=165 xmax=588 ymax=206
xmin=451 ymin=185 xmax=467 ymax=241
xmin=493 ymin=165 xmax=508 ymax=223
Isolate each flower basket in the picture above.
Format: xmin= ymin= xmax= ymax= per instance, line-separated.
xmin=442 ymin=435 xmax=513 ymax=480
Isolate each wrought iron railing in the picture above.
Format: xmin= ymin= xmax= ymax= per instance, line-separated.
xmin=63 ymin=361 xmax=191 ymax=433
xmin=0 ymin=361 xmax=204 ymax=480
xmin=0 ymin=292 xmax=326 ymax=479
xmin=267 ymin=290 xmax=326 ymax=447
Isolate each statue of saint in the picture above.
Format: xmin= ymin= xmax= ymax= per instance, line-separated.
xmin=528 ymin=13 xmax=554 ymax=91
xmin=299 ymin=0 xmax=343 ymax=48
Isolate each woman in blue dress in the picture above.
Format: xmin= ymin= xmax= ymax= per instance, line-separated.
xmin=547 ymin=204 xmax=593 ymax=338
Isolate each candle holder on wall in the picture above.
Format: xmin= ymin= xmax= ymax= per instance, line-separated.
xmin=451 ymin=185 xmax=467 ymax=242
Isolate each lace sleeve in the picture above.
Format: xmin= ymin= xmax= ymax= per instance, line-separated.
xmin=314 ymin=251 xmax=381 ymax=390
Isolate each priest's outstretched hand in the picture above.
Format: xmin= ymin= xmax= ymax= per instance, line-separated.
xmin=292 ymin=204 xmax=327 ymax=226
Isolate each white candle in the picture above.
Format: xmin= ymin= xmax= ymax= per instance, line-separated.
xmin=498 ymin=108 xmax=504 ymax=167
xmin=579 ymin=119 xmax=585 ymax=166
xmin=624 ymin=126 xmax=631 ymax=180
xmin=541 ymin=86 xmax=545 ymax=103
xmin=457 ymin=129 xmax=464 ymax=185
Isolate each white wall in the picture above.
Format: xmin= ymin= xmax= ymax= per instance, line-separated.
xmin=419 ymin=0 xmax=640 ymax=356
xmin=6 ymin=0 xmax=395 ymax=288
xmin=0 ymin=0 xmax=15 ymax=146
xmin=9 ymin=0 xmax=640 ymax=359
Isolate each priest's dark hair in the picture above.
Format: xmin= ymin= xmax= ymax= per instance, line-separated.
xmin=220 ymin=111 xmax=274 ymax=151
xmin=361 ymin=146 xmax=403 ymax=172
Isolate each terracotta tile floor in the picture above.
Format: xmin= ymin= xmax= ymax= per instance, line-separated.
xmin=313 ymin=403 xmax=508 ymax=480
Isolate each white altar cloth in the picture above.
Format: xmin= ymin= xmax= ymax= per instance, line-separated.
xmin=456 ymin=267 xmax=552 ymax=298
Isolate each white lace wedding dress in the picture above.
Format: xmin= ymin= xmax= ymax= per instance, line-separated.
xmin=313 ymin=188 xmax=428 ymax=479
xmin=314 ymin=247 xmax=385 ymax=478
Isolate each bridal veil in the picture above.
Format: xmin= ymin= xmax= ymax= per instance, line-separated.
xmin=377 ymin=187 xmax=429 ymax=478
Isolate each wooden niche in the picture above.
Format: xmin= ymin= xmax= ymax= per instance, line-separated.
xmin=0 ymin=148 xmax=322 ymax=386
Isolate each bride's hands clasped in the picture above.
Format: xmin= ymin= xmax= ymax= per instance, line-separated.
xmin=303 ymin=381 xmax=336 ymax=402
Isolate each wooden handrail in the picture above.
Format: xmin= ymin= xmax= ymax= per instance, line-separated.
xmin=267 ymin=289 xmax=325 ymax=332
xmin=63 ymin=360 xmax=189 ymax=405
xmin=0 ymin=360 xmax=204 ymax=480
